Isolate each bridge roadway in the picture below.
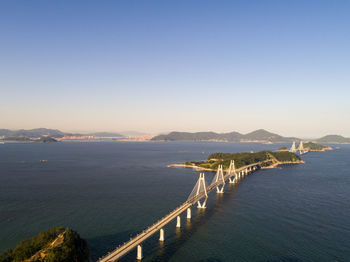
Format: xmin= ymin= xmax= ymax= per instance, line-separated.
xmin=99 ymin=162 xmax=264 ymax=262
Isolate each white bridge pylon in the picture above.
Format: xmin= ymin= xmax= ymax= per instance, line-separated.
xmin=187 ymin=173 xmax=208 ymax=208
xmin=210 ymin=165 xmax=225 ymax=193
xmin=227 ymin=160 xmax=237 ymax=184
xmin=290 ymin=141 xmax=297 ymax=153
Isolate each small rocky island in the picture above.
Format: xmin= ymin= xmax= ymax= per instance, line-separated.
xmin=169 ymin=151 xmax=304 ymax=171
xmin=0 ymin=227 xmax=92 ymax=262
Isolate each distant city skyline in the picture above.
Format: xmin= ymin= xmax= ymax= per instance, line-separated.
xmin=1 ymin=1 xmax=349 ymax=137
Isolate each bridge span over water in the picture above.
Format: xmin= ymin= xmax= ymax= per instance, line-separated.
xmin=99 ymin=160 xmax=271 ymax=262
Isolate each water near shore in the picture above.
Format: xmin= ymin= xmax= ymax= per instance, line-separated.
xmin=1 ymin=142 xmax=350 ymax=261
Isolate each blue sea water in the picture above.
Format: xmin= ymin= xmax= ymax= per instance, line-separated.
xmin=0 ymin=142 xmax=349 ymax=262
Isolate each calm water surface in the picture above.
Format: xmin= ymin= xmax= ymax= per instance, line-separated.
xmin=0 ymin=142 xmax=349 ymax=262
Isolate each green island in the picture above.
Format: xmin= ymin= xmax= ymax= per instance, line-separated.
xmin=0 ymin=227 xmax=92 ymax=262
xmin=303 ymin=142 xmax=332 ymax=151
xmin=170 ymin=151 xmax=304 ymax=171
xmin=278 ymin=142 xmax=332 ymax=152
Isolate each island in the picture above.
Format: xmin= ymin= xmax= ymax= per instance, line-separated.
xmin=278 ymin=142 xmax=333 ymax=152
xmin=169 ymin=151 xmax=304 ymax=171
xmin=0 ymin=227 xmax=92 ymax=262
xmin=303 ymin=142 xmax=333 ymax=151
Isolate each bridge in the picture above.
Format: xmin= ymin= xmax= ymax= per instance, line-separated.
xmin=290 ymin=141 xmax=308 ymax=155
xmin=99 ymin=160 xmax=270 ymax=262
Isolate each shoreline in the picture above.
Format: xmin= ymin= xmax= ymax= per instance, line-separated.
xmin=168 ymin=160 xmax=305 ymax=171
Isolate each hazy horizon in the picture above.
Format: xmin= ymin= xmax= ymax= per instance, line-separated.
xmin=0 ymin=126 xmax=348 ymax=139
xmin=1 ymin=1 xmax=349 ymax=137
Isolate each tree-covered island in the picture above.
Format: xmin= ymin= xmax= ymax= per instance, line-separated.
xmin=278 ymin=142 xmax=332 ymax=152
xmin=169 ymin=151 xmax=304 ymax=171
xmin=0 ymin=227 xmax=92 ymax=262
xmin=303 ymin=142 xmax=332 ymax=151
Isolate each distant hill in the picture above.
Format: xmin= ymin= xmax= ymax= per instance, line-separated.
xmin=152 ymin=129 xmax=298 ymax=143
xmin=153 ymin=131 xmax=223 ymax=141
xmin=87 ymin=132 xmax=123 ymax=137
xmin=315 ymin=135 xmax=350 ymax=144
xmin=242 ymin=129 xmax=294 ymax=141
xmin=0 ymin=128 xmax=124 ymax=140
xmin=0 ymin=128 xmax=65 ymax=138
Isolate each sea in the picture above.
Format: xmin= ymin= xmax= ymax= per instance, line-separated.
xmin=0 ymin=141 xmax=349 ymax=262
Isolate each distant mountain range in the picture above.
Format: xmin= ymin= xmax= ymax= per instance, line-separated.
xmin=151 ymin=129 xmax=299 ymax=143
xmin=0 ymin=128 xmax=66 ymax=138
xmin=0 ymin=128 xmax=123 ymax=139
xmin=315 ymin=135 xmax=350 ymax=144
xmin=1 ymin=128 xmax=349 ymax=144
xmin=152 ymin=129 xmax=350 ymax=144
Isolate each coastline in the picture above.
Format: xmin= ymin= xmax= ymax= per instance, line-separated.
xmin=168 ymin=160 xmax=305 ymax=171
xmin=308 ymin=146 xmax=333 ymax=152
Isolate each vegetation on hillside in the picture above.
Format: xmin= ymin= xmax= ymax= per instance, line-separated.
xmin=152 ymin=129 xmax=298 ymax=143
xmin=185 ymin=151 xmax=301 ymax=170
xmin=303 ymin=142 xmax=331 ymax=150
xmin=0 ymin=227 xmax=91 ymax=262
xmin=315 ymin=135 xmax=350 ymax=144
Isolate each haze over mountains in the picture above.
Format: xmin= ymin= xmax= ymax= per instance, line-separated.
xmin=152 ymin=129 xmax=298 ymax=143
xmin=1 ymin=128 xmax=350 ymax=144
xmin=152 ymin=129 xmax=350 ymax=144
xmin=0 ymin=128 xmax=123 ymax=138
xmin=315 ymin=135 xmax=350 ymax=144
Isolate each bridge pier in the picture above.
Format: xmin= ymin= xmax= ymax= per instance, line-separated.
xmin=137 ymin=245 xmax=143 ymax=260
xmin=159 ymin=228 xmax=164 ymax=241
xmin=176 ymin=216 xmax=181 ymax=228
xmin=228 ymin=177 xmax=234 ymax=183
xmin=197 ymin=198 xmax=207 ymax=208
xmin=187 ymin=208 xmax=191 ymax=219
xmin=216 ymin=185 xmax=224 ymax=193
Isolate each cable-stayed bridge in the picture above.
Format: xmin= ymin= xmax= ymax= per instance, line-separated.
xmin=290 ymin=141 xmax=308 ymax=155
xmin=99 ymin=160 xmax=271 ymax=262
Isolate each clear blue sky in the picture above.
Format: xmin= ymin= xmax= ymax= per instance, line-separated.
xmin=1 ymin=0 xmax=349 ymax=137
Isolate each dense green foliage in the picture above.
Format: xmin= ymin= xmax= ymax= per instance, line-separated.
xmin=0 ymin=227 xmax=90 ymax=262
xmin=185 ymin=151 xmax=301 ymax=170
xmin=43 ymin=229 xmax=90 ymax=262
xmin=278 ymin=146 xmax=288 ymax=150
xmin=303 ymin=142 xmax=329 ymax=150
xmin=272 ymin=151 xmax=301 ymax=162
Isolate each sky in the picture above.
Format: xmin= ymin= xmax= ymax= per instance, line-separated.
xmin=0 ymin=0 xmax=349 ymax=137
